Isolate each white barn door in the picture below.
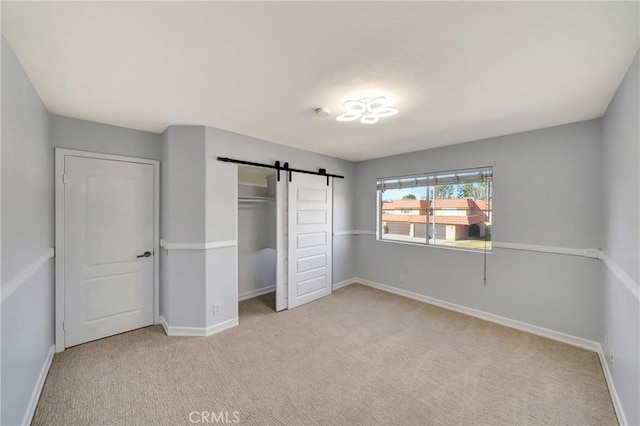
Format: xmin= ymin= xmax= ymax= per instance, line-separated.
xmin=63 ymin=156 xmax=154 ymax=347
xmin=287 ymin=173 xmax=333 ymax=309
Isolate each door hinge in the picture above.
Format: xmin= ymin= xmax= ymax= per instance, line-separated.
xmin=63 ymin=173 xmax=68 ymax=184
xmin=62 ymin=321 xmax=65 ymax=331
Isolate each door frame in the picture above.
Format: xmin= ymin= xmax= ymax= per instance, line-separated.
xmin=54 ymin=148 xmax=160 ymax=352
xmin=275 ymin=176 xmax=287 ymax=311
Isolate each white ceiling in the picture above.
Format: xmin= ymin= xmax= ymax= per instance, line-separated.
xmin=2 ymin=2 xmax=638 ymax=161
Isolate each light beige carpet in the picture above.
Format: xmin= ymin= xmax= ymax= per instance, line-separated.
xmin=33 ymin=284 xmax=616 ymax=425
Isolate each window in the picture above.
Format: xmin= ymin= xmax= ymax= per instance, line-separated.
xmin=377 ymin=167 xmax=492 ymax=251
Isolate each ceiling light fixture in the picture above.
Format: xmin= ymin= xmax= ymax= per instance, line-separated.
xmin=336 ymin=96 xmax=398 ymax=124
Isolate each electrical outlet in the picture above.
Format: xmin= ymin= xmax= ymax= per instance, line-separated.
xmin=213 ymin=303 xmax=221 ymax=315
xmin=400 ymin=274 xmax=406 ymax=285
xmin=609 ymin=350 xmax=614 ymax=368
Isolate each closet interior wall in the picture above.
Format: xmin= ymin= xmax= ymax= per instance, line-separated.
xmin=237 ymin=171 xmax=277 ymax=302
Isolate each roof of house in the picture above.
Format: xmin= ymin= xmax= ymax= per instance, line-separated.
xmin=430 ymin=199 xmax=476 ymax=209
xmin=382 ymin=213 xmax=486 ymax=226
xmin=474 ymin=200 xmax=492 ymax=210
xmin=381 ymin=199 xmax=427 ymax=210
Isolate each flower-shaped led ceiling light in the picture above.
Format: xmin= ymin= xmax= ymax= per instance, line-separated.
xmin=336 ymin=96 xmax=398 ymax=124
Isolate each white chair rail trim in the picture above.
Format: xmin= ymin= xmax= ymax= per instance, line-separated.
xmin=356 ymin=230 xmax=603 ymax=259
xmin=160 ymin=239 xmax=237 ymax=250
xmin=492 ymin=241 xmax=602 ymax=258
xmin=333 ymin=230 xmax=376 ymax=236
xmin=1 ymin=248 xmax=55 ymax=303
xmin=602 ymin=253 xmax=640 ymax=302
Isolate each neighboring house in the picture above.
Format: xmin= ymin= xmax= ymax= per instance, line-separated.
xmin=381 ymin=199 xmax=427 ymax=215
xmin=381 ymin=198 xmax=491 ymax=241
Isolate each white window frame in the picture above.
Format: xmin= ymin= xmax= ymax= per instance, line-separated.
xmin=376 ymin=166 xmax=493 ymax=253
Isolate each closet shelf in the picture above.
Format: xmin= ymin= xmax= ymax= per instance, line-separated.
xmin=238 ymin=196 xmax=275 ymax=203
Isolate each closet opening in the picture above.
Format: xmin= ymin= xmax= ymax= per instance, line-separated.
xmin=235 ymin=161 xmax=335 ymax=315
xmin=237 ymin=165 xmax=284 ymax=313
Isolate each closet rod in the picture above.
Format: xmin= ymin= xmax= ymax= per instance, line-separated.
xmin=217 ymin=157 xmax=345 ymax=180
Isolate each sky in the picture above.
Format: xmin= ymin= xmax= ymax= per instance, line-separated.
xmin=382 ymin=187 xmax=427 ymax=202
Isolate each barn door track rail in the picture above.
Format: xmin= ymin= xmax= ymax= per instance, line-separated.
xmin=217 ymin=157 xmax=344 ymax=185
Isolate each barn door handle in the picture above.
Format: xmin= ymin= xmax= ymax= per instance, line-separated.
xmin=137 ymin=251 xmax=152 ymax=258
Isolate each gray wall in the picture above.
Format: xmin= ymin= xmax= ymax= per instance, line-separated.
xmin=160 ymin=126 xmax=208 ymax=327
xmin=51 ymin=115 xmax=162 ymax=161
xmin=1 ymin=36 xmax=54 ymax=426
xmin=354 ymin=120 xmax=603 ymax=341
xmin=601 ymin=51 xmax=639 ymax=426
xmin=160 ymin=125 xmax=356 ymax=329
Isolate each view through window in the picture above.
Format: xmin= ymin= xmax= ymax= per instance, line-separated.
xmin=377 ymin=167 xmax=492 ymax=251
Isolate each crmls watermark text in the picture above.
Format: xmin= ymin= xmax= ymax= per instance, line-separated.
xmin=189 ymin=411 xmax=241 ymax=424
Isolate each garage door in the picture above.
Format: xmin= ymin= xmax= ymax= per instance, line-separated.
xmin=386 ymin=223 xmax=410 ymax=235
xmin=414 ymin=224 xmax=427 ymax=238
xmin=433 ymin=224 xmax=446 ymax=239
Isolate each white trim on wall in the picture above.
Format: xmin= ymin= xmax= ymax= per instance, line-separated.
xmin=160 ymin=239 xmax=237 ymax=250
xmin=597 ymin=344 xmax=627 ymax=426
xmin=493 ymin=241 xmax=602 ymax=258
xmin=159 ymin=316 xmax=239 ymax=337
xmin=1 ymin=248 xmax=54 ymax=303
xmin=602 ymin=253 xmax=640 ymax=302
xmin=354 ymin=230 xmax=604 ymax=259
xmin=333 ymin=277 xmax=358 ymax=290
xmin=22 ymin=345 xmax=54 ymax=426
xmin=333 ymin=230 xmax=376 ymax=236
xmin=238 ymin=286 xmax=275 ymax=301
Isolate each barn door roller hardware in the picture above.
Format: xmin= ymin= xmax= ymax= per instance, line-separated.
xmin=216 ymin=157 xmax=344 ymax=185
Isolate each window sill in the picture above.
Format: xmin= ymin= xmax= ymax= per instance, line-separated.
xmin=376 ymin=237 xmax=492 ymax=254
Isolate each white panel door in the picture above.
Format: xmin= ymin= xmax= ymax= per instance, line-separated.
xmin=288 ymin=173 xmax=332 ymax=309
xmin=64 ymin=156 xmax=154 ymax=347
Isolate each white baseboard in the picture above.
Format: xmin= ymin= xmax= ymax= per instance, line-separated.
xmin=238 ymin=286 xmax=275 ymax=301
xmin=332 ymin=278 xmax=359 ymax=290
xmin=332 ymin=278 xmax=358 ymax=290
xmin=159 ymin=316 xmax=239 ymax=337
xmin=597 ymin=345 xmax=627 ymax=426
xmin=351 ymin=277 xmax=600 ymax=352
xmin=23 ymin=345 xmax=55 ymax=426
xmin=205 ymin=318 xmax=239 ymax=336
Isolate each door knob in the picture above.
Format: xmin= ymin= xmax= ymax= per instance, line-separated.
xmin=137 ymin=251 xmax=152 ymax=258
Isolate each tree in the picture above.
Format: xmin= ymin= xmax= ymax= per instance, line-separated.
xmin=458 ymin=183 xmax=490 ymax=200
xmin=434 ymin=185 xmax=454 ymax=199
xmin=402 ymin=193 xmax=417 ymax=200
